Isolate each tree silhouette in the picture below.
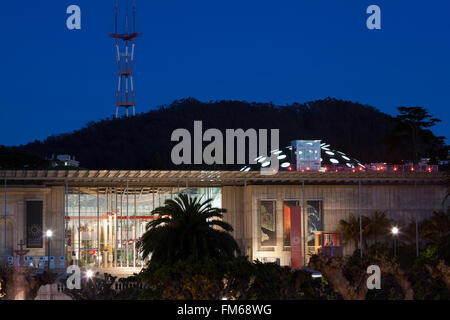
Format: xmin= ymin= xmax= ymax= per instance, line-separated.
xmin=365 ymin=211 xmax=392 ymax=244
xmin=389 ymin=107 xmax=446 ymax=164
xmin=8 ymin=99 xmax=448 ymax=170
xmin=338 ymin=214 xmax=370 ymax=249
xmin=137 ymin=194 xmax=240 ymax=265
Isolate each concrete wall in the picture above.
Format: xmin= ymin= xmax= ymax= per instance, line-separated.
xmin=0 ymin=186 xmax=65 ymax=264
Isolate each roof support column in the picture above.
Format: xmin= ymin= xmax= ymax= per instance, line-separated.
xmin=302 ymin=180 xmax=306 ymax=266
xmin=126 ymin=179 xmax=129 ymax=267
xmin=97 ymin=188 xmax=100 ymax=268
xmin=78 ymin=188 xmax=81 ymax=266
xmin=115 ymin=191 xmax=118 ymax=268
xmin=3 ymin=179 xmax=6 ymax=258
xmin=233 ymin=186 xmax=236 ymax=239
xmin=244 ymin=180 xmax=247 ymax=257
xmin=359 ymin=180 xmax=363 ymax=258
xmin=415 ymin=180 xmax=419 ymax=257
xmin=64 ymin=180 xmax=68 ymax=266
xmin=133 ymin=192 xmax=136 ymax=268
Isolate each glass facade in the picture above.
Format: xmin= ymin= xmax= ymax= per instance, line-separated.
xmin=65 ymin=187 xmax=221 ymax=268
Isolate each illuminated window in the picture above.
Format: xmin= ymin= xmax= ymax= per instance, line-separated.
xmin=259 ymin=200 xmax=276 ymax=247
xmin=307 ymin=200 xmax=323 ymax=246
xmin=283 ymin=200 xmax=300 ymax=246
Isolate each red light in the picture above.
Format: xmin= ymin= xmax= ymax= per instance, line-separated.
xmin=324 ymin=167 xmax=328 ymax=171
xmin=359 ymin=167 xmax=363 ymax=171
xmin=306 ymin=166 xmax=310 ymax=171
xmin=288 ymin=166 xmax=292 ymax=171
xmin=393 ymin=167 xmax=398 ymax=172
xmin=352 ymin=169 xmax=356 ymax=173
xmin=410 ymin=167 xmax=415 ymax=172
xmin=427 ymin=167 xmax=432 ymax=172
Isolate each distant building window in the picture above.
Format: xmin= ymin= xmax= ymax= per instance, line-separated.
xmin=259 ymin=200 xmax=276 ymax=247
xmin=307 ymin=200 xmax=323 ymax=246
xmin=50 ymin=154 xmax=80 ymax=168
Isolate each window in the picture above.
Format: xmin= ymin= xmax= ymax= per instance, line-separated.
xmin=65 ymin=187 xmax=222 ymax=268
xmin=283 ymin=200 xmax=300 ymax=246
xmin=259 ymin=200 xmax=276 ymax=247
xmin=26 ymin=201 xmax=43 ymax=248
xmin=307 ymin=200 xmax=323 ymax=246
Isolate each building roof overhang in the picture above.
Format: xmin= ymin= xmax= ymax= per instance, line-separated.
xmin=0 ymin=170 xmax=446 ymax=188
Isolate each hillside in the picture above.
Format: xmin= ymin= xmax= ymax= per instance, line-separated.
xmin=9 ymin=97 xmax=446 ymax=170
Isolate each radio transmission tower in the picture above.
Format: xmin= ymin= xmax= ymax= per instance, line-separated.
xmin=110 ymin=0 xmax=142 ymax=118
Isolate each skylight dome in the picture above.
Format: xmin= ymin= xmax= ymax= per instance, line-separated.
xmin=257 ymin=157 xmax=267 ymax=163
xmin=261 ymin=161 xmax=271 ymax=167
xmin=242 ymin=141 xmax=364 ymax=172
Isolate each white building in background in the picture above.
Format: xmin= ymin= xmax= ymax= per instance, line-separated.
xmin=50 ymin=155 xmax=80 ymax=168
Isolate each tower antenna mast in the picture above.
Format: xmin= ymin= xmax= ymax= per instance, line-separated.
xmin=110 ymin=0 xmax=142 ymax=118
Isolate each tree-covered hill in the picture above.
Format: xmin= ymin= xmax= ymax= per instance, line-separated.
xmin=6 ymin=98 xmax=448 ymax=170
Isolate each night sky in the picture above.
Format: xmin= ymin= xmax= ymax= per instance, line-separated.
xmin=0 ymin=0 xmax=449 ymax=146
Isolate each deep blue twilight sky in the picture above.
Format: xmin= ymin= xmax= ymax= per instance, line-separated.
xmin=0 ymin=0 xmax=449 ymax=146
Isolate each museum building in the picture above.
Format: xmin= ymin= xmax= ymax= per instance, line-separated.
xmin=0 ymin=169 xmax=447 ymax=272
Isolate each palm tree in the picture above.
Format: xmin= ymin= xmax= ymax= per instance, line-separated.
xmin=366 ymin=211 xmax=392 ymax=243
xmin=338 ymin=214 xmax=370 ymax=249
xmin=402 ymin=209 xmax=450 ymax=248
xmin=137 ymin=194 xmax=240 ymax=265
xmin=421 ymin=210 xmax=450 ymax=244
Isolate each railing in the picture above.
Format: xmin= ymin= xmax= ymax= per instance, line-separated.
xmin=321 ymin=164 xmax=439 ymax=173
xmin=55 ymin=279 xmax=145 ymax=293
xmin=2 ymin=256 xmax=65 ymax=270
xmin=317 ymin=246 xmax=343 ymax=258
xmin=113 ymin=281 xmax=145 ymax=291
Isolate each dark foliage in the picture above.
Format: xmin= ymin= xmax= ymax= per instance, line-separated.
xmin=10 ymin=98 xmax=447 ymax=170
xmin=63 ymin=272 xmax=143 ymax=300
xmin=0 ymin=268 xmax=57 ymax=300
xmin=138 ymin=256 xmax=335 ymax=300
xmin=137 ymin=194 xmax=240 ymax=265
xmin=0 ymin=146 xmax=49 ymax=169
xmin=385 ymin=106 xmax=448 ymax=164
